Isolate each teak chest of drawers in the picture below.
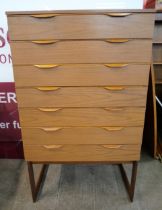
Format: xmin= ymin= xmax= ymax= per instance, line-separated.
xmin=7 ymin=9 xmax=155 ymax=202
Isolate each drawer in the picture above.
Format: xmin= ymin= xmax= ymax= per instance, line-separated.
xmin=10 ymin=40 xmax=152 ymax=65
xmin=154 ymin=65 xmax=162 ymax=82
xmin=14 ymin=64 xmax=150 ymax=87
xmin=21 ymin=127 xmax=143 ymax=145
xmin=155 ymin=13 xmax=162 ymax=21
xmin=8 ymin=13 xmax=154 ymax=40
xmin=16 ymin=86 xmax=148 ymax=107
xmin=24 ymin=144 xmax=141 ymax=162
xmin=153 ymin=44 xmax=162 ymax=63
xmin=153 ymin=23 xmax=162 ymax=43
xmin=19 ymin=107 xmax=145 ymax=127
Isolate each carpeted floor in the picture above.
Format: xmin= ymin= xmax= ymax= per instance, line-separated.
xmin=0 ymin=150 xmax=162 ymax=210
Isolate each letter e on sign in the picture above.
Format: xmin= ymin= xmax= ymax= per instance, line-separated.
xmin=0 ymin=92 xmax=7 ymax=103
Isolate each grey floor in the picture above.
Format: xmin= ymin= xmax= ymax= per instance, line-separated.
xmin=0 ymin=151 xmax=162 ymax=210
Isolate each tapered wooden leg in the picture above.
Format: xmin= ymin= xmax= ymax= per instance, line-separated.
xmin=119 ymin=161 xmax=138 ymax=202
xmin=27 ymin=162 xmax=49 ymax=202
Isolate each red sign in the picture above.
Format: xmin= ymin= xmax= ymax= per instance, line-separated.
xmin=143 ymin=0 xmax=156 ymax=8
xmin=0 ymin=82 xmax=24 ymax=158
xmin=0 ymin=22 xmax=24 ymax=158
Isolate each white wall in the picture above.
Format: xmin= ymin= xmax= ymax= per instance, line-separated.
xmin=1 ymin=0 xmax=143 ymax=11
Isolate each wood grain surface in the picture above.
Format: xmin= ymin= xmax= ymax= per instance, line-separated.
xmin=153 ymin=23 xmax=162 ymax=43
xmin=13 ymin=64 xmax=150 ymax=87
xmin=7 ymin=10 xmax=154 ymax=162
xmin=24 ymin=144 xmax=140 ymax=162
xmin=21 ymin=126 xmax=143 ymax=145
xmin=19 ymin=107 xmax=145 ymax=127
xmin=10 ymin=40 xmax=152 ymax=65
xmin=6 ymin=9 xmax=155 ymax=15
xmin=153 ymin=65 xmax=162 ymax=82
xmin=8 ymin=14 xmax=154 ymax=40
xmin=153 ymin=44 xmax=162 ymax=63
xmin=16 ymin=86 xmax=148 ymax=107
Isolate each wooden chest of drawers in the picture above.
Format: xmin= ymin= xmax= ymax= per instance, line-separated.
xmin=7 ymin=10 xmax=154 ymax=163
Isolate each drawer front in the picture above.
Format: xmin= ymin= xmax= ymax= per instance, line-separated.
xmin=8 ymin=13 xmax=154 ymax=40
xmin=154 ymin=65 xmax=162 ymax=81
xmin=16 ymin=86 xmax=148 ymax=107
xmin=21 ymin=127 xmax=143 ymax=145
xmin=19 ymin=107 xmax=145 ymax=127
xmin=153 ymin=44 xmax=162 ymax=63
xmin=14 ymin=64 xmax=150 ymax=87
xmin=24 ymin=144 xmax=141 ymax=162
xmin=155 ymin=13 xmax=162 ymax=21
xmin=11 ymin=40 xmax=152 ymax=65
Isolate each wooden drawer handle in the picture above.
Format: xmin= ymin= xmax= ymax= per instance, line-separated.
xmin=30 ymin=14 xmax=58 ymax=18
xmin=38 ymin=108 xmax=62 ymax=112
xmin=102 ymin=127 xmax=124 ymax=131
xmin=41 ymin=127 xmax=62 ymax=132
xmin=106 ymin=39 xmax=129 ymax=43
xmin=105 ymin=13 xmax=132 ymax=17
xmin=104 ymin=86 xmax=125 ymax=91
xmin=36 ymin=86 xmax=60 ymax=91
xmin=104 ymin=108 xmax=124 ymax=111
xmin=102 ymin=145 xmax=122 ymax=149
xmin=43 ymin=145 xmax=63 ymax=149
xmin=31 ymin=40 xmax=59 ymax=44
xmin=34 ymin=64 xmax=60 ymax=69
xmin=104 ymin=64 xmax=128 ymax=68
